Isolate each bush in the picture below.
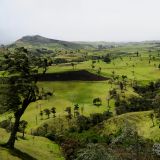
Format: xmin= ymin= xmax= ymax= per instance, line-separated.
xmin=90 ymin=113 xmax=104 ymax=125
xmin=103 ymin=55 xmax=111 ymax=63
xmin=0 ymin=119 xmax=13 ymax=132
xmin=54 ymin=58 xmax=68 ymax=64
xmin=68 ymin=126 xmax=77 ymax=133
xmin=75 ymin=143 xmax=116 ymax=160
xmin=76 ymin=115 xmax=91 ymax=132
xmin=93 ymin=98 xmax=102 ymax=106
xmin=45 ymin=132 xmax=56 ymax=141
xmin=61 ymin=139 xmax=81 ymax=160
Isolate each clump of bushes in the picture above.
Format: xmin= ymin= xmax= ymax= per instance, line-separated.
xmin=73 ymin=111 xmax=113 ymax=133
xmin=102 ymin=54 xmax=111 ymax=63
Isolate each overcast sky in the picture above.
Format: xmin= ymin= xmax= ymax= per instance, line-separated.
xmin=0 ymin=0 xmax=160 ymax=43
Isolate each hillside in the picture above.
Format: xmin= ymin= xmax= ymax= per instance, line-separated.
xmin=9 ymin=35 xmax=93 ymax=50
xmin=0 ymin=129 xmax=64 ymax=160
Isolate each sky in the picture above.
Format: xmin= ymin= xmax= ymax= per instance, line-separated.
xmin=0 ymin=0 xmax=160 ymax=43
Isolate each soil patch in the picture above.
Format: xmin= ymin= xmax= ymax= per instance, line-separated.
xmin=37 ymin=70 xmax=108 ymax=81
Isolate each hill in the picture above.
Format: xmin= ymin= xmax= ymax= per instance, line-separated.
xmin=0 ymin=128 xmax=64 ymax=160
xmin=9 ymin=35 xmax=93 ymax=50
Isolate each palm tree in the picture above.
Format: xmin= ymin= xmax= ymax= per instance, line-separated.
xmin=74 ymin=104 xmax=79 ymax=117
xmin=65 ymin=107 xmax=72 ymax=124
xmin=51 ymin=107 xmax=56 ymax=118
xmin=149 ymin=113 xmax=155 ymax=127
xmin=71 ymin=62 xmax=75 ymax=70
xmin=119 ymin=82 xmax=124 ymax=92
xmin=43 ymin=109 xmax=51 ymax=119
xmin=39 ymin=110 xmax=43 ymax=120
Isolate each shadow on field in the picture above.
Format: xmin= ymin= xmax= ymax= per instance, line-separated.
xmin=37 ymin=70 xmax=108 ymax=81
xmin=8 ymin=148 xmax=37 ymax=160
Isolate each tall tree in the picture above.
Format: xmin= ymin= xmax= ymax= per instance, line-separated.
xmin=73 ymin=104 xmax=79 ymax=117
xmin=0 ymin=47 xmax=48 ymax=148
xmin=43 ymin=109 xmax=51 ymax=119
xmin=65 ymin=107 xmax=72 ymax=124
xmin=51 ymin=107 xmax=56 ymax=118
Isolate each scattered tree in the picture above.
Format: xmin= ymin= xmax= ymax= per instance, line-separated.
xmin=51 ymin=107 xmax=56 ymax=118
xmin=43 ymin=109 xmax=51 ymax=119
xmin=19 ymin=120 xmax=28 ymax=138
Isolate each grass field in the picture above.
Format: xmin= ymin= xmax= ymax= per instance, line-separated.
xmin=46 ymin=55 xmax=160 ymax=83
xmin=0 ymin=129 xmax=64 ymax=160
xmin=20 ymin=81 xmax=114 ymax=131
xmin=101 ymin=111 xmax=160 ymax=142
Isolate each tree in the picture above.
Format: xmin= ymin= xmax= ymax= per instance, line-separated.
xmin=119 ymin=82 xmax=124 ymax=92
xmin=122 ymin=75 xmax=127 ymax=90
xmin=43 ymin=109 xmax=51 ymax=119
xmin=136 ymin=51 xmax=139 ymax=57
xmin=93 ymin=98 xmax=102 ymax=106
xmin=97 ymin=67 xmax=101 ymax=74
xmin=51 ymin=107 xmax=56 ymax=118
xmin=37 ymin=57 xmax=49 ymax=74
xmin=39 ymin=110 xmax=43 ymax=120
xmin=103 ymin=55 xmax=111 ymax=63
xmin=0 ymin=47 xmax=48 ymax=148
xmin=149 ymin=113 xmax=155 ymax=127
xmin=19 ymin=120 xmax=28 ymax=138
xmin=71 ymin=62 xmax=75 ymax=70
xmin=76 ymin=115 xmax=90 ymax=132
xmin=91 ymin=64 xmax=95 ymax=70
xmin=74 ymin=104 xmax=79 ymax=117
xmin=65 ymin=107 xmax=72 ymax=123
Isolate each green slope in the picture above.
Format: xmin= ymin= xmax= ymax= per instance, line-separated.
xmin=0 ymin=129 xmax=64 ymax=160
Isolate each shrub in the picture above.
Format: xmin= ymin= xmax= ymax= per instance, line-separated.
xmin=93 ymin=98 xmax=102 ymax=106
xmin=54 ymin=58 xmax=68 ymax=64
xmin=76 ymin=115 xmax=91 ymax=132
xmin=75 ymin=143 xmax=116 ymax=160
xmin=90 ymin=113 xmax=104 ymax=125
xmin=0 ymin=119 xmax=13 ymax=132
xmin=61 ymin=139 xmax=81 ymax=160
xmin=45 ymin=132 xmax=56 ymax=141
xmin=103 ymin=55 xmax=111 ymax=63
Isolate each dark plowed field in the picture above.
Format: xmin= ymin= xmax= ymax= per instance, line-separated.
xmin=37 ymin=70 xmax=108 ymax=81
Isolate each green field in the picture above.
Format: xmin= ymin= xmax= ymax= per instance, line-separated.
xmin=46 ymin=56 xmax=160 ymax=82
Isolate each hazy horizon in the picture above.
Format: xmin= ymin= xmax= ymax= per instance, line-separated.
xmin=1 ymin=0 xmax=160 ymax=44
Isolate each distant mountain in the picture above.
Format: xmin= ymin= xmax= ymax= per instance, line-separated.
xmin=9 ymin=35 xmax=93 ymax=50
